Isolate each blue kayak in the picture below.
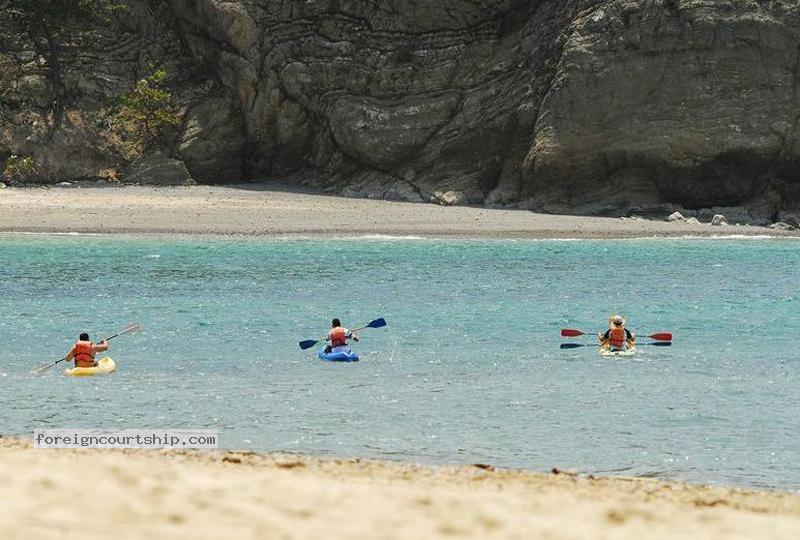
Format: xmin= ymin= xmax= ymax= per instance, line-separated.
xmin=318 ymin=347 xmax=360 ymax=362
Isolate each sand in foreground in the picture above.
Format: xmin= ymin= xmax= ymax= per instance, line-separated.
xmin=2 ymin=438 xmax=799 ymax=540
xmin=0 ymin=186 xmax=795 ymax=238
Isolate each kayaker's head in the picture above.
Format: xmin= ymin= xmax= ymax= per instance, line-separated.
xmin=79 ymin=332 xmax=90 ymax=341
xmin=611 ymin=315 xmax=625 ymax=327
xmin=331 ymin=318 xmax=341 ymax=328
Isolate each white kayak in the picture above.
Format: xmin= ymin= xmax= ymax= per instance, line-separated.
xmin=599 ymin=347 xmax=638 ymax=358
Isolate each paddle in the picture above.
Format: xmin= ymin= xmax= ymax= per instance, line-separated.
xmin=560 ymin=341 xmax=672 ymax=349
xmin=561 ymin=329 xmax=673 ymax=341
xmin=33 ymin=322 xmax=142 ymax=374
xmin=299 ymin=318 xmax=387 ymax=350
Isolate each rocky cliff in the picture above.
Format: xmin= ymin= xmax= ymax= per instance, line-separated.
xmin=1 ymin=0 xmax=799 ymax=220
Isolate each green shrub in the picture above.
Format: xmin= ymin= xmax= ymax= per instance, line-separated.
xmin=108 ymin=69 xmax=182 ymax=155
xmin=2 ymin=154 xmax=38 ymax=182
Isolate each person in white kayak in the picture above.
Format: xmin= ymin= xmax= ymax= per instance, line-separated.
xmin=64 ymin=332 xmax=109 ymax=368
xmin=323 ymin=318 xmax=359 ymax=354
xmin=598 ymin=315 xmax=635 ymax=351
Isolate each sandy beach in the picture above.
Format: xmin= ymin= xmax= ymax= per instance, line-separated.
xmin=0 ymin=185 xmax=795 ymax=238
xmin=1 ymin=437 xmax=798 ymax=540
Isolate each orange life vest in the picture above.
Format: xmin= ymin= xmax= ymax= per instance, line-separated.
xmin=330 ymin=327 xmax=348 ymax=348
xmin=608 ymin=327 xmax=627 ymax=349
xmin=74 ymin=340 xmax=96 ymax=367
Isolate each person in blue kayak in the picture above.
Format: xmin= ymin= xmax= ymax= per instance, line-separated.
xmin=323 ymin=318 xmax=359 ymax=354
xmin=598 ymin=315 xmax=635 ymax=351
xmin=64 ymin=332 xmax=109 ymax=368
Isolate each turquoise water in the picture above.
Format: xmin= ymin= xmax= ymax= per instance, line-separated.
xmin=1 ymin=234 xmax=798 ymax=490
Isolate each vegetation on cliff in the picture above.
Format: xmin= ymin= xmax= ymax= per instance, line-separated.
xmin=1 ymin=153 xmax=36 ymax=183
xmin=107 ymin=69 xmax=183 ymax=159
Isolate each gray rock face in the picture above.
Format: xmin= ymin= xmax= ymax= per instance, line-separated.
xmin=1 ymin=1 xmax=799 ymax=214
xmin=125 ymin=152 xmax=195 ymax=186
xmin=711 ymin=207 xmax=750 ymax=225
xmin=697 ymin=208 xmax=715 ymax=223
xmin=711 ymin=214 xmax=728 ymax=227
xmin=523 ymin=2 xmax=800 ymax=212
xmin=777 ymin=211 xmax=800 ymax=230
xmin=179 ymin=96 xmax=246 ymax=183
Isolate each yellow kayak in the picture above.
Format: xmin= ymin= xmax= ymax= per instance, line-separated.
xmin=65 ymin=357 xmax=117 ymax=377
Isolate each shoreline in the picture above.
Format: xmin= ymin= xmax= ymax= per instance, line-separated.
xmin=2 ymin=229 xmax=795 ymax=242
xmin=2 ymin=437 xmax=799 ymax=539
xmin=3 ymin=432 xmax=791 ymax=492
xmin=1 ymin=185 xmax=797 ymax=239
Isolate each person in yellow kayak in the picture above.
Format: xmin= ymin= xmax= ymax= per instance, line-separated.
xmin=65 ymin=333 xmax=109 ymax=368
xmin=323 ymin=318 xmax=359 ymax=354
xmin=598 ymin=315 xmax=635 ymax=351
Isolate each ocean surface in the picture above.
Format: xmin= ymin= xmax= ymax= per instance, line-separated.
xmin=1 ymin=234 xmax=798 ymax=490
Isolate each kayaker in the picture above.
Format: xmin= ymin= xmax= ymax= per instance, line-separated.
xmin=324 ymin=319 xmax=358 ymax=354
xmin=64 ymin=333 xmax=109 ymax=368
xmin=598 ymin=315 xmax=635 ymax=351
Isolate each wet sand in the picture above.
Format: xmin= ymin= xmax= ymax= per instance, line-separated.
xmin=0 ymin=185 xmax=794 ymax=238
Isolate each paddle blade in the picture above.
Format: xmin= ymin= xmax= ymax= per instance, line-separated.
xmin=366 ymin=318 xmax=387 ymax=329
xmin=649 ymin=341 xmax=672 ymax=347
xmin=121 ymin=322 xmax=142 ymax=334
xmin=648 ymin=332 xmax=673 ymax=341
xmin=560 ymin=343 xmax=585 ymax=349
xmin=299 ymin=339 xmax=318 ymax=350
xmin=560 ymin=329 xmax=585 ymax=338
xmin=32 ymin=363 xmax=55 ymax=375
xmin=104 ymin=322 xmax=142 ymax=341
xmin=33 ymin=356 xmax=67 ymax=374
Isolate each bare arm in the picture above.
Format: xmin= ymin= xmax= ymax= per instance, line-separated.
xmin=64 ymin=346 xmax=76 ymax=363
xmin=92 ymin=340 xmax=109 ymax=353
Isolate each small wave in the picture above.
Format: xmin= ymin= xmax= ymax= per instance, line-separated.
xmin=504 ymin=238 xmax=583 ymax=242
xmin=674 ymin=234 xmax=792 ymax=240
xmin=344 ymin=234 xmax=429 ymax=241
xmin=471 ymin=235 xmax=796 ymax=243
xmin=0 ymin=231 xmax=103 ymax=237
xmin=633 ymin=470 xmax=668 ymax=479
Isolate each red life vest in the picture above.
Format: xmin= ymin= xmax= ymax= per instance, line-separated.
xmin=608 ymin=327 xmax=627 ymax=349
xmin=74 ymin=340 xmax=95 ymax=367
xmin=330 ymin=327 xmax=348 ymax=347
